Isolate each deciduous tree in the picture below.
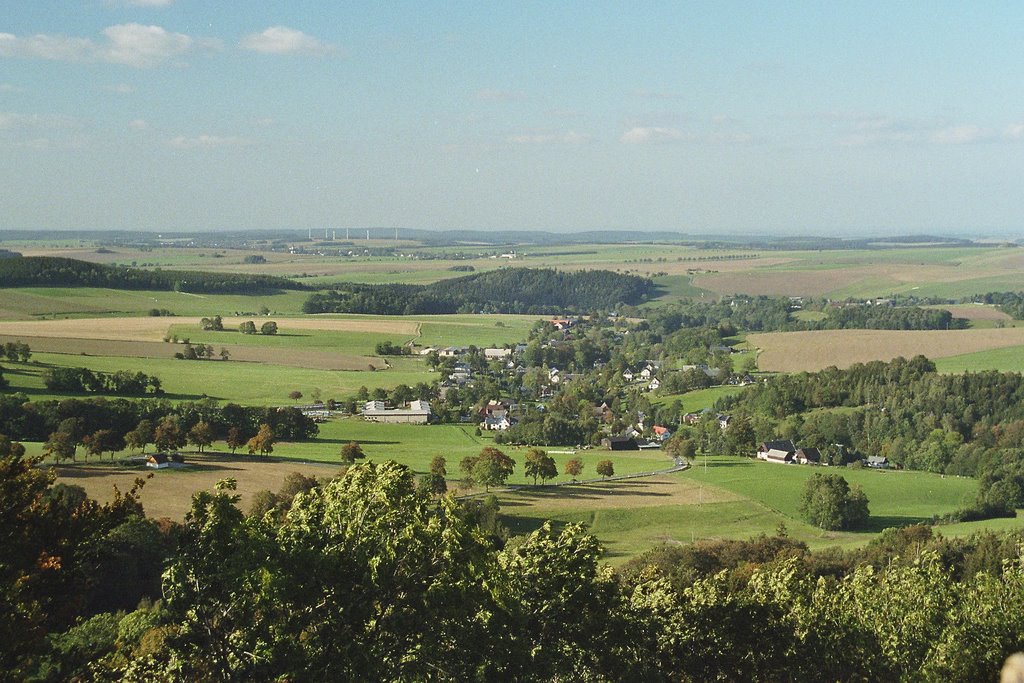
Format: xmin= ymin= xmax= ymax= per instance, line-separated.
xmin=340 ymin=441 xmax=365 ymax=464
xmin=800 ymin=473 xmax=870 ymax=530
xmin=564 ymin=457 xmax=583 ymax=481
xmin=247 ymin=424 xmax=275 ymax=457
xmin=524 ymin=448 xmax=557 ymax=485
xmin=188 ymin=421 xmax=214 ymax=453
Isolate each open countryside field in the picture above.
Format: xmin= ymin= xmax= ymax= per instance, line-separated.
xmin=6 ymin=243 xmax=1024 ymax=308
xmin=689 ymin=246 xmax=1024 ymax=300
xmin=5 ymin=353 xmax=431 ymax=404
xmin=750 ymin=327 xmax=1024 ymax=372
xmin=0 ymin=286 xmax=311 ymax=319
xmin=499 ymin=455 xmax=999 ymax=563
xmin=48 ymin=419 xmax=677 ymax=522
xmin=934 ymin=346 xmax=1024 ymax=374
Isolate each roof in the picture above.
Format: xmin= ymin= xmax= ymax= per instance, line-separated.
xmin=797 ymin=447 xmax=821 ymax=461
xmin=760 ymin=440 xmax=796 ymax=453
xmin=362 ymin=400 xmax=432 ymax=417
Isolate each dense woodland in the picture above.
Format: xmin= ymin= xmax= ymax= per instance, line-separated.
xmin=0 ymin=257 xmax=307 ymax=294
xmin=302 ymin=268 xmax=656 ymax=314
xmin=718 ymin=356 xmax=1024 ymax=518
xmin=0 ymin=393 xmax=318 ymax=446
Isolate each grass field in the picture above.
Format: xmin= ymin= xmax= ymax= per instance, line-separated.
xmin=933 ymin=345 xmax=1024 ymax=374
xmin=49 ymin=418 xmax=677 ymax=521
xmin=750 ymin=328 xmax=1024 ymax=372
xmin=688 ymin=246 xmax=1024 ymax=300
xmin=499 ymin=455 xmax=1002 ymax=563
xmin=4 ymin=353 xmax=432 ymax=404
xmin=651 ymin=385 xmax=747 ymax=411
xmin=0 ymin=287 xmax=311 ymax=319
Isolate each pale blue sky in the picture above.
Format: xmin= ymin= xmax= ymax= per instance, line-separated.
xmin=2 ymin=2 xmax=1023 ymax=235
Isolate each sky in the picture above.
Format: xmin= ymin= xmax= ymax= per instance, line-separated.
xmin=1 ymin=2 xmax=1024 ymax=236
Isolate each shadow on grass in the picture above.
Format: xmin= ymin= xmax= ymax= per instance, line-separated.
xmin=500 ymin=480 xmax=678 ymax=507
xmin=314 ymin=438 xmax=401 ymax=446
xmin=860 ymin=514 xmax=932 ymax=534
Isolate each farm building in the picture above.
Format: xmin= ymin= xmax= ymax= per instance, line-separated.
xmin=604 ymin=435 xmax=640 ymax=451
xmin=866 ymin=455 xmax=890 ymax=469
xmin=795 ymin=447 xmax=821 ymax=464
xmin=756 ymin=440 xmax=798 ymax=463
xmin=361 ymin=399 xmax=432 ymax=424
xmin=147 ymin=453 xmax=170 ymax=469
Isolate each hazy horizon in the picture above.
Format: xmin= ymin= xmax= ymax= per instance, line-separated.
xmin=3 ymin=3 xmax=1024 ymax=235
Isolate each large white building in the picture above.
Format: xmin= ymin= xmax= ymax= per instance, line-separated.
xmin=361 ymin=399 xmax=432 ymax=424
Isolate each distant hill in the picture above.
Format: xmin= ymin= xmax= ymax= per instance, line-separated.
xmin=303 ymin=267 xmax=656 ymax=315
xmin=0 ymin=256 xmax=308 ymax=294
xmin=0 ymin=228 xmax=988 ymax=250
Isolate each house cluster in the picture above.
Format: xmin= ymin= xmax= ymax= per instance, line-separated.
xmin=600 ymin=423 xmax=673 ymax=451
xmin=682 ymin=411 xmax=732 ymax=430
xmin=622 ymin=361 xmax=664 ymax=391
xmin=361 ymin=399 xmax=433 ymax=424
xmin=479 ymin=399 xmax=515 ymax=431
xmin=755 ymin=440 xmax=890 ymax=469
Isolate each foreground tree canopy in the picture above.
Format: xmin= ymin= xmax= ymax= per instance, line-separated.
xmin=5 ymin=449 xmax=1024 ymax=681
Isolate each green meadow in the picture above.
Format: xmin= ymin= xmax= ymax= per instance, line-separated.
xmin=270 ymin=419 xmax=675 ymax=484
xmin=934 ymin=345 xmax=1024 ymax=374
xmin=651 ymin=385 xmax=747 ymax=411
xmin=4 ymin=353 xmax=432 ymax=405
xmin=501 ymin=455 xmax=1009 ymax=563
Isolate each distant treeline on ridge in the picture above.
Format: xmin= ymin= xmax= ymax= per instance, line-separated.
xmin=303 ymin=268 xmax=656 ymax=314
xmin=0 ymin=256 xmax=308 ymax=294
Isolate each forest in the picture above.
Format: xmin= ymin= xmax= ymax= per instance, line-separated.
xmin=0 ymin=257 xmax=307 ymax=294
xmin=301 ymin=268 xmax=656 ymax=314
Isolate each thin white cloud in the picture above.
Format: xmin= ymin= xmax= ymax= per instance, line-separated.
xmin=104 ymin=83 xmax=134 ymax=94
xmin=474 ymin=89 xmax=526 ymax=102
xmin=507 ymin=130 xmax=592 ymax=145
xmin=1004 ymin=123 xmax=1024 ymax=140
xmin=0 ymin=24 xmax=199 ymax=68
xmin=239 ymin=26 xmax=334 ymax=55
xmin=0 ymin=112 xmax=82 ymax=130
xmin=620 ymin=126 xmax=692 ymax=144
xmin=0 ymin=83 xmax=17 ymax=92
xmin=102 ymin=24 xmax=192 ymax=67
xmin=128 ymin=118 xmax=147 ymax=130
xmin=930 ymin=124 xmax=988 ymax=145
xmin=167 ymin=134 xmax=252 ymax=149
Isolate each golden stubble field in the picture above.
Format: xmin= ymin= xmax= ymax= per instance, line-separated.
xmin=751 ymin=328 xmax=1024 ymax=372
xmin=0 ymin=316 xmax=418 ymax=341
xmin=54 ymin=453 xmax=340 ymax=520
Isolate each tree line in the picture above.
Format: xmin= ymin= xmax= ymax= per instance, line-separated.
xmin=0 ymin=392 xmax=318 ymax=446
xmin=0 ymin=256 xmax=307 ymax=294
xmin=302 ymin=268 xmax=656 ymax=315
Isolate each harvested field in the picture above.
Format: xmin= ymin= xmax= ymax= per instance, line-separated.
xmin=693 ymin=266 xmax=898 ymax=297
xmin=0 ymin=315 xmax=419 ymax=342
xmin=0 ymin=335 xmax=378 ymax=371
xmin=501 ymin=475 xmax=740 ymax=512
xmin=53 ymin=452 xmax=339 ymax=520
xmin=932 ymin=304 xmax=1012 ymax=321
xmin=750 ymin=328 xmax=1024 ymax=372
